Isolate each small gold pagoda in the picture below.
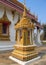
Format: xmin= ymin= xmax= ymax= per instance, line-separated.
xmin=11 ymin=4 xmax=38 ymax=61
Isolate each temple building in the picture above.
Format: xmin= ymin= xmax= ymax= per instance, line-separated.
xmin=41 ymin=24 xmax=46 ymax=44
xmin=0 ymin=0 xmax=42 ymax=50
xmin=42 ymin=24 xmax=46 ymax=40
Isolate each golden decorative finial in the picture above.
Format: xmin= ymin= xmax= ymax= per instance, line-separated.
xmin=23 ymin=0 xmax=26 ymax=17
xmin=3 ymin=8 xmax=7 ymax=20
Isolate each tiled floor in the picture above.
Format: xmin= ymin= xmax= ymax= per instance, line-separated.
xmin=0 ymin=46 xmax=46 ymax=65
xmin=0 ymin=50 xmax=19 ymax=65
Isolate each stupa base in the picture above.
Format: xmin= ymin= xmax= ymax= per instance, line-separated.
xmin=9 ymin=56 xmax=40 ymax=65
xmin=11 ymin=45 xmax=38 ymax=61
xmin=11 ymin=52 xmax=38 ymax=61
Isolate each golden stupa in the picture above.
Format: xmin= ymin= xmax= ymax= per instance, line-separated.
xmin=11 ymin=2 xmax=38 ymax=61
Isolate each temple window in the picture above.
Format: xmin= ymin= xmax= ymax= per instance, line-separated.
xmin=0 ymin=22 xmax=11 ymax=41
xmin=0 ymin=9 xmax=11 ymax=41
xmin=2 ymin=23 xmax=7 ymax=34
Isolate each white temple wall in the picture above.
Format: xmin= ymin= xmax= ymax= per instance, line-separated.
xmin=0 ymin=7 xmax=19 ymax=42
xmin=0 ymin=7 xmax=4 ymax=19
xmin=6 ymin=9 xmax=19 ymax=42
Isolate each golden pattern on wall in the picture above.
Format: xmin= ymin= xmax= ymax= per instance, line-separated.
xmin=0 ymin=9 xmax=11 ymax=41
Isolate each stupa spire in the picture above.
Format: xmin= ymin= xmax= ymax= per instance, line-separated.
xmin=23 ymin=0 xmax=27 ymax=17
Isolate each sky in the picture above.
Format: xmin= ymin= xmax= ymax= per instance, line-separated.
xmin=18 ymin=0 xmax=46 ymax=24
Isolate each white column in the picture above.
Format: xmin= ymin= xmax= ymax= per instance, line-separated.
xmin=37 ymin=29 xmax=40 ymax=42
xmin=37 ymin=28 xmax=42 ymax=45
xmin=9 ymin=23 xmax=15 ymax=42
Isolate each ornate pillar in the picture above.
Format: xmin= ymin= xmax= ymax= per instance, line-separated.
xmin=17 ymin=30 xmax=20 ymax=43
xmin=0 ymin=23 xmax=2 ymax=40
xmin=22 ymin=29 xmax=28 ymax=45
xmin=15 ymin=30 xmax=17 ymax=41
xmin=0 ymin=23 xmax=2 ymax=35
xmin=31 ymin=29 xmax=34 ymax=44
xmin=30 ymin=29 xmax=32 ymax=45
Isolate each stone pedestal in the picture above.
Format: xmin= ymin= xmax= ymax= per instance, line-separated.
xmin=11 ymin=45 xmax=38 ymax=61
xmin=9 ymin=44 xmax=40 ymax=65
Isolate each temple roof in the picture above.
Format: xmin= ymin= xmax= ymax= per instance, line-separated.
xmin=15 ymin=5 xmax=34 ymax=29
xmin=15 ymin=17 xmax=34 ymax=29
xmin=0 ymin=0 xmax=42 ymax=28
xmin=0 ymin=0 xmax=37 ymax=22
xmin=10 ymin=0 xmax=24 ymax=9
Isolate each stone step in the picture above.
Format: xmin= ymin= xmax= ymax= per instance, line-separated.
xmin=0 ymin=41 xmax=15 ymax=51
